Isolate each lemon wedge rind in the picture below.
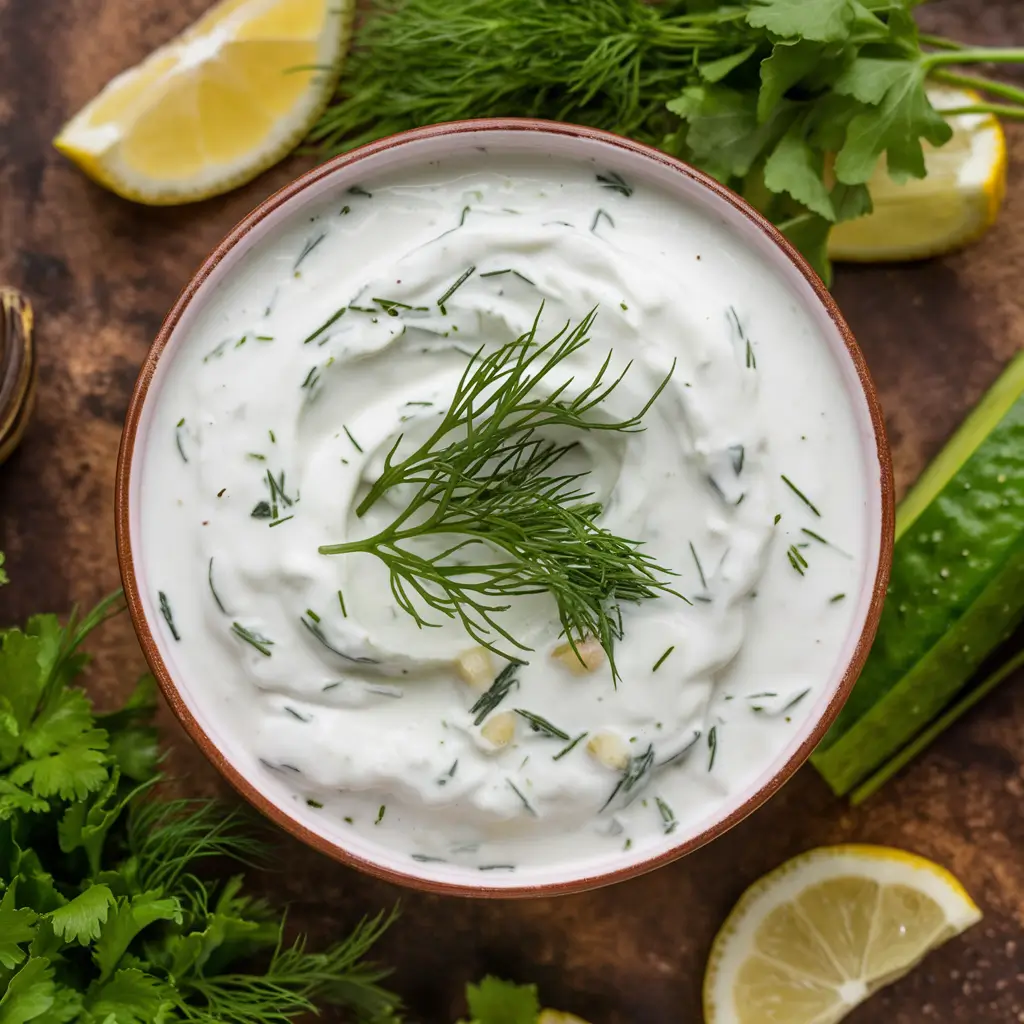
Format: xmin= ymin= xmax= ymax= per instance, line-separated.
xmin=703 ymin=844 xmax=982 ymax=1024
xmin=54 ymin=0 xmax=354 ymax=205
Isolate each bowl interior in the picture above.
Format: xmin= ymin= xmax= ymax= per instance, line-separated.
xmin=119 ymin=121 xmax=892 ymax=897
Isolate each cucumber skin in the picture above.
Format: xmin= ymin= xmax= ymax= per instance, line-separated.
xmin=812 ymin=394 xmax=1024 ymax=794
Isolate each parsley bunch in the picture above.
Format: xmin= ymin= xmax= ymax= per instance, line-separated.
xmin=0 ymin=575 xmax=401 ymax=1024
xmin=313 ymin=0 xmax=1024 ymax=281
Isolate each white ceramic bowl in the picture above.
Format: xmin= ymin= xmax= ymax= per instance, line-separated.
xmin=116 ymin=120 xmax=894 ymax=897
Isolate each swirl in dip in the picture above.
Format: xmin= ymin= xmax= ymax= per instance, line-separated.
xmin=138 ymin=149 xmax=871 ymax=875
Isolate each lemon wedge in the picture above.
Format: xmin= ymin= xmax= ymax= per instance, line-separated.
xmin=703 ymin=844 xmax=982 ymax=1024
xmin=54 ymin=0 xmax=353 ymax=205
xmin=829 ymin=87 xmax=1006 ymax=262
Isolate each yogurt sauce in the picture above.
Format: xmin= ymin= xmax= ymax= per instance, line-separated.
xmin=139 ymin=150 xmax=872 ymax=875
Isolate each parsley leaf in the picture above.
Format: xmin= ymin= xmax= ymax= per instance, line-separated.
xmin=747 ymin=0 xmax=855 ymax=43
xmin=0 ymin=888 xmax=37 ymax=971
xmin=48 ymin=884 xmax=116 ymax=946
xmin=0 ymin=957 xmax=56 ymax=1024
xmin=465 ymin=976 xmax=540 ymax=1024
xmin=834 ymin=64 xmax=952 ymax=184
xmin=85 ymin=968 xmax=174 ymax=1024
xmin=764 ymin=122 xmax=835 ymax=220
xmin=758 ymin=40 xmax=825 ymax=122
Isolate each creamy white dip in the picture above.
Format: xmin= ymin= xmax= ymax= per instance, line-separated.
xmin=138 ymin=150 xmax=872 ymax=877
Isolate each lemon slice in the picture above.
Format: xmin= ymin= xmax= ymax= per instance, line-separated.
xmin=703 ymin=845 xmax=982 ymax=1024
xmin=829 ymin=87 xmax=1006 ymax=261
xmin=53 ymin=0 xmax=353 ymax=205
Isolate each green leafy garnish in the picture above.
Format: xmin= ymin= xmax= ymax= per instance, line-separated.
xmin=319 ymin=307 xmax=679 ymax=675
xmin=460 ymin=975 xmax=540 ymax=1024
xmin=313 ymin=0 xmax=1024 ymax=281
xmin=0 ymin=565 xmax=401 ymax=1024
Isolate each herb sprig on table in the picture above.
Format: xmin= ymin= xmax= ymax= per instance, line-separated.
xmin=0 ymin=579 xmax=401 ymax=1024
xmin=312 ymin=0 xmax=1024 ymax=281
xmin=319 ymin=308 xmax=679 ymax=675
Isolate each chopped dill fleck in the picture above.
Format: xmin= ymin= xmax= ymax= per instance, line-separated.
xmin=746 ymin=340 xmax=756 ymax=369
xmin=620 ymin=301 xmax=628 ymax=311
xmin=294 ymin=232 xmax=326 ymax=271
xmin=774 ymin=513 xmax=782 ymax=525
xmin=411 ymin=854 xmax=447 ymax=863
xmin=349 ymin=185 xmax=372 ymax=198
xmin=375 ymin=804 xmax=386 ymax=824
xmin=602 ymin=744 xmax=655 ymax=812
xmin=344 ymin=816 xmax=354 ymax=824
xmin=655 ymin=796 xmax=678 ymax=834
xmin=251 ymin=501 xmax=273 ymax=519
xmin=590 ymin=208 xmax=614 ymax=232
xmin=202 ymin=339 xmax=229 ymax=363
xmin=303 ymin=306 xmax=346 ymax=344
xmin=284 ymin=705 xmax=310 ymax=722
xmin=652 ymin=646 xmax=675 ymax=672
xmin=781 ymin=475 xmax=822 ymax=516
xmin=256 ymin=335 xmax=274 ymax=341
xmin=158 ymin=591 xmax=180 ymax=641
xmin=248 ymin=452 xmax=266 ymax=461
xmin=337 ymin=589 xmax=348 ymax=617
xmin=479 ymin=268 xmax=511 ymax=278
xmin=623 ymin=838 xmax=632 ymax=851
xmin=405 ymin=400 xmax=433 ymax=407
xmin=512 ymin=269 xmax=535 ymax=285
xmin=268 ymin=515 xmax=294 ymax=528
xmin=830 ymin=593 xmax=846 ymax=603
xmin=689 ymin=541 xmax=708 ymax=591
xmin=787 ymin=545 xmax=808 ymax=575
xmin=437 ymin=265 xmax=476 ymax=314
xmin=300 ymin=367 xmax=319 ymax=389
xmin=306 ymin=608 xmax=321 ymax=623
xmin=729 ymin=444 xmax=745 ymax=474
xmin=552 ymin=731 xmax=588 ymax=761
xmin=232 ymin=621 xmax=273 ymax=657
xmin=217 ymin=488 xmax=226 ymax=498
xmin=506 ymin=778 xmax=537 ymax=816
xmin=514 ymin=709 xmax=570 ymax=740
xmin=207 ymin=558 xmax=227 ymax=614
xmin=783 ymin=689 xmax=811 ymax=712
xmin=307 ymin=798 xmax=323 ymax=808
xmin=340 ymin=205 xmax=351 ymax=215
xmin=175 ymin=420 xmax=188 ymax=463
xmin=235 ymin=335 xmax=247 ymax=348
xmin=478 ymin=864 xmax=516 ymax=872
xmin=707 ymin=726 xmax=718 ymax=771
xmin=269 ymin=429 xmax=276 ymax=444
xmin=470 ymin=661 xmax=523 ymax=725
xmin=459 ymin=205 xmax=470 ymax=226
xmin=343 ymin=425 xmax=363 ymax=452
xmin=596 ymin=171 xmax=632 ymax=196
xmin=801 ymin=528 xmax=829 ymax=545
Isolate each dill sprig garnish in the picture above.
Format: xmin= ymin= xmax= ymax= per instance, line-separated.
xmin=655 ymin=796 xmax=678 ymax=834
xmin=159 ymin=590 xmax=180 ymax=641
xmin=469 ymin=661 xmax=522 ymax=725
xmin=602 ymin=743 xmax=655 ymax=811
xmin=597 ymin=171 xmax=632 ymax=197
xmin=787 ymin=544 xmax=808 ymax=575
xmin=514 ymin=709 xmax=570 ymax=740
xmin=319 ymin=307 xmax=679 ymax=672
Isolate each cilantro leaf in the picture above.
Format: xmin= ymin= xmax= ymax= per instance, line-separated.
xmin=0 ymin=631 xmax=46 ymax=767
xmin=763 ymin=124 xmax=835 ymax=220
xmin=0 ymin=887 xmax=37 ymax=970
xmin=26 ymin=985 xmax=81 ymax=1024
xmin=747 ymin=0 xmax=855 ymax=43
xmin=0 ymin=779 xmax=49 ymax=821
xmin=10 ymin=737 xmax=109 ymax=802
xmin=49 ymin=884 xmax=115 ymax=946
xmin=834 ymin=64 xmax=952 ymax=184
xmin=93 ymin=892 xmax=182 ymax=981
xmin=84 ymin=968 xmax=174 ymax=1024
xmin=831 ymin=182 xmax=873 ymax=222
xmin=0 ymin=957 xmax=55 ymax=1024
xmin=465 ymin=976 xmax=540 ymax=1024
xmin=22 ymin=688 xmax=95 ymax=759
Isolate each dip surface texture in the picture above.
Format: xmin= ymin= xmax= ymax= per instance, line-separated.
xmin=138 ymin=150 xmax=871 ymax=878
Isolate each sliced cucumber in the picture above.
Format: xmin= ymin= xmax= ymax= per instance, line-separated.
xmin=812 ymin=350 xmax=1024 ymax=794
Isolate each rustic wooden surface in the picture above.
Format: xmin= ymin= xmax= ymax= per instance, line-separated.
xmin=1 ymin=1 xmax=1023 ymax=1020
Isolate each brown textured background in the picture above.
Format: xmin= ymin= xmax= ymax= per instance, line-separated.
xmin=1 ymin=1 xmax=1023 ymax=1021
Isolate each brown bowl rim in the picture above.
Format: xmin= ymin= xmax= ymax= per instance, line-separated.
xmin=115 ymin=117 xmax=895 ymax=899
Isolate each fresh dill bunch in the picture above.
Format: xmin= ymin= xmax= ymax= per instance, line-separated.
xmin=319 ymin=306 xmax=680 ymax=674
xmin=309 ymin=0 xmax=745 ymax=153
